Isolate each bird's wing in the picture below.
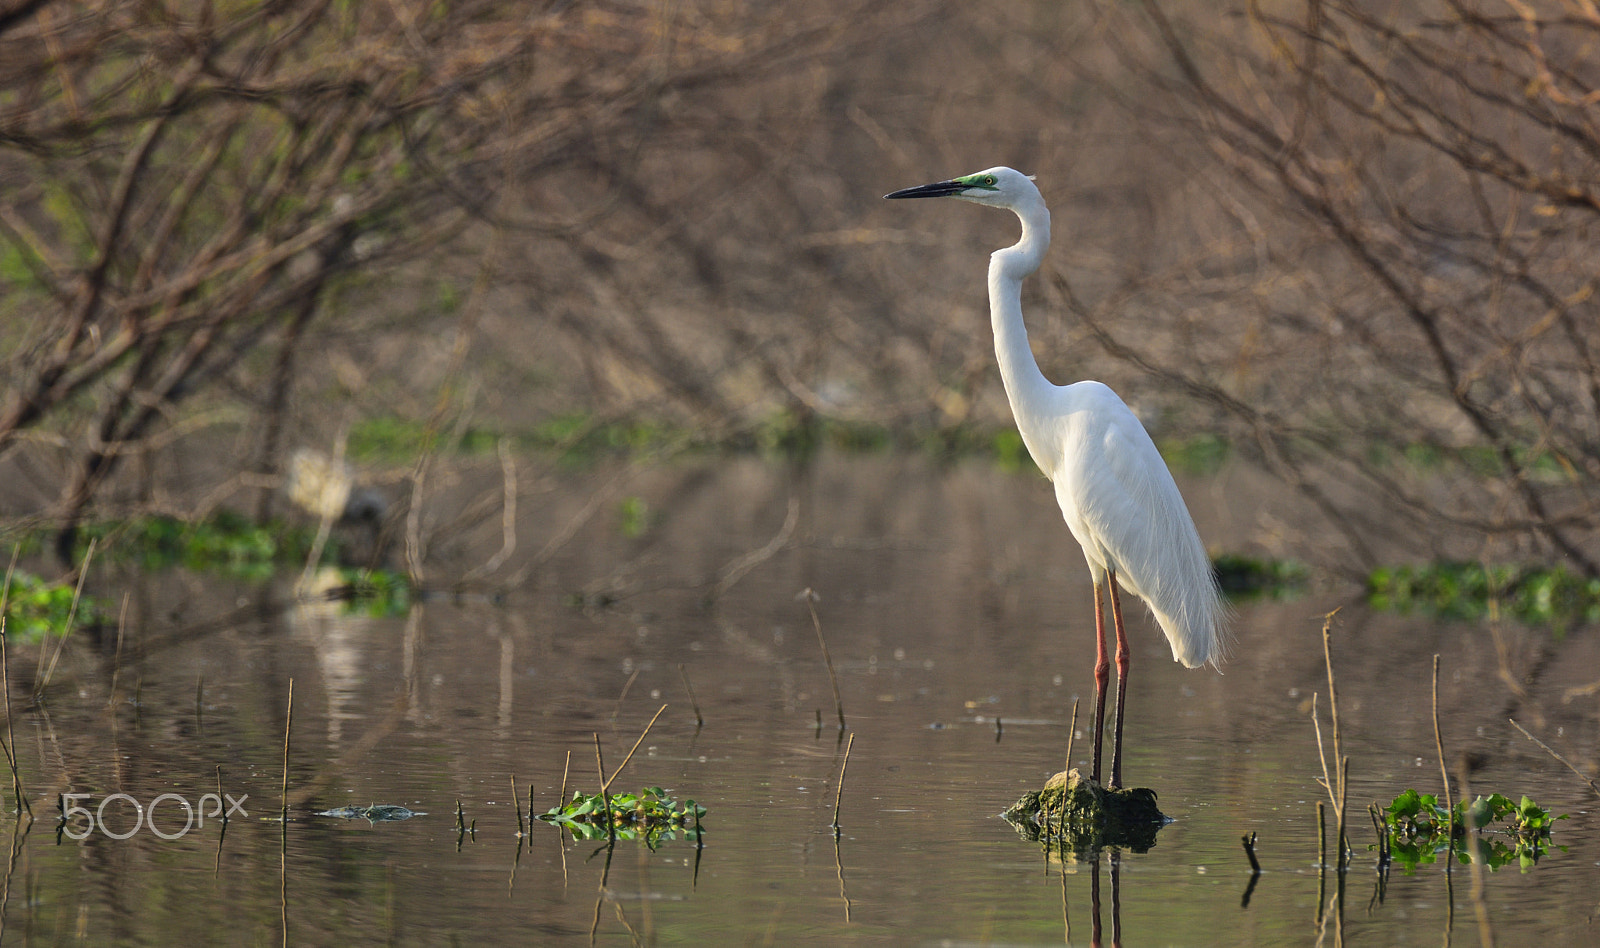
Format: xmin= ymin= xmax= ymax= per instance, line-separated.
xmin=1053 ymin=383 xmax=1224 ymax=668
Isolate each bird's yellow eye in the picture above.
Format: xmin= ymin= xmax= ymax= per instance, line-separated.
xmin=981 ymin=175 xmax=996 ymax=186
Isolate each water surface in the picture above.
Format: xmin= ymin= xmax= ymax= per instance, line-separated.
xmin=3 ymin=454 xmax=1597 ymax=945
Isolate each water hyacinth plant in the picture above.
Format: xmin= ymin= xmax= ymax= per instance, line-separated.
xmin=539 ymin=786 xmax=705 ymax=849
xmin=1381 ymin=788 xmax=1565 ymax=873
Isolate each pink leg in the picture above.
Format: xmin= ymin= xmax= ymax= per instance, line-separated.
xmin=1091 ymin=579 xmax=1110 ymax=785
xmin=1109 ymin=571 xmax=1130 ymax=789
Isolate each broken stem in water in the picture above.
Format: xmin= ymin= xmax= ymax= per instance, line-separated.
xmin=513 ymin=774 xmax=525 ymax=836
xmin=1241 ymin=831 xmax=1261 ymax=874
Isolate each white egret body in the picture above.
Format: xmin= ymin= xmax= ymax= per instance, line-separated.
xmin=886 ymin=167 xmax=1226 ymax=788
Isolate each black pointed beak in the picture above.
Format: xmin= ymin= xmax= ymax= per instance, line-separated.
xmin=884 ymin=179 xmax=965 ymax=200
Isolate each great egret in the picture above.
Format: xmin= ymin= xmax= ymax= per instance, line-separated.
xmin=886 ymin=167 xmax=1226 ymax=789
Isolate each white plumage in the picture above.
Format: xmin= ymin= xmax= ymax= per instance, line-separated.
xmin=1047 ymin=380 xmax=1223 ymax=669
xmin=887 ymin=166 xmax=1227 ymax=786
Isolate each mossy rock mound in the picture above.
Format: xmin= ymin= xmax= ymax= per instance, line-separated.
xmin=1002 ymin=769 xmax=1166 ymax=854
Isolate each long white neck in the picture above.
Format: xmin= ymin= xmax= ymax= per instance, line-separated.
xmin=987 ymin=196 xmax=1057 ymax=454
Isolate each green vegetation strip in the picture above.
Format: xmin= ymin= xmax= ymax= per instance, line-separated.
xmin=81 ymin=510 xmax=314 ymax=581
xmin=0 ymin=569 xmax=104 ymax=642
xmin=346 ymin=411 xmax=1233 ymax=474
xmin=1213 ymin=553 xmax=1308 ymax=600
xmin=1368 ymin=561 xmax=1600 ymax=627
xmin=3 ymin=510 xmax=412 ymax=639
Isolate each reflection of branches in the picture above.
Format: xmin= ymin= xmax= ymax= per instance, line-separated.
xmin=1053 ymin=268 xmax=1382 ymax=571
xmin=710 ymin=496 xmax=800 ymax=601
xmin=0 ymin=812 xmax=32 ymax=942
xmin=1509 ymin=718 xmax=1600 ymax=800
xmin=2 ymin=2 xmax=498 ymax=542
xmin=833 ymin=831 xmax=853 ymax=923
xmin=1 ymin=0 xmax=914 ymax=546
xmin=10 ymin=0 xmax=1593 ymax=581
xmin=1051 ymin=0 xmax=1600 ymax=574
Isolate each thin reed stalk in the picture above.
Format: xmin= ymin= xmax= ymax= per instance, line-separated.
xmin=106 ymin=593 xmax=129 ymax=710
xmin=0 ymin=620 xmax=24 ymax=818
xmin=1311 ymin=693 xmax=1336 ymax=810
xmin=600 ymin=705 xmax=667 ymax=794
xmin=801 ymin=589 xmax=845 ymax=731
xmin=1368 ymin=803 xmax=1388 ymax=866
xmin=0 ymin=552 xmax=22 ymax=816
xmin=1320 ymin=610 xmax=1343 ymax=805
xmin=1065 ymin=697 xmax=1079 ymax=774
xmin=280 ymin=679 xmax=294 ymax=821
xmin=1317 ymin=801 xmax=1326 ymax=867
xmin=1431 ymin=654 xmax=1454 ymax=874
xmin=37 ymin=538 xmax=96 ymax=699
xmin=1313 ymin=610 xmax=1350 ymax=864
xmin=831 ymin=732 xmax=855 ymax=832
xmin=0 ymin=547 xmax=14 ymax=614
xmin=593 ymin=734 xmax=612 ymax=842
xmin=678 ymin=664 xmax=703 ymax=728
xmin=1336 ymin=756 xmax=1350 ymax=871
xmin=1509 ymin=718 xmax=1600 ymax=799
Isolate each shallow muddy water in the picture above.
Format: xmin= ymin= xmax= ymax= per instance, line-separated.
xmin=2 ymin=454 xmax=1598 ymax=945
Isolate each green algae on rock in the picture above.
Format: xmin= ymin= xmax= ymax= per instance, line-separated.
xmin=1003 ymin=769 xmax=1167 ymax=854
